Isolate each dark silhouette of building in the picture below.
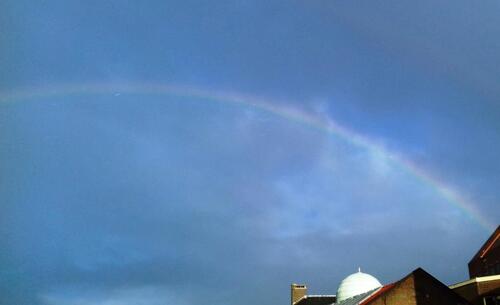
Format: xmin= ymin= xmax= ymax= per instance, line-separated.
xmin=291 ymin=268 xmax=470 ymax=305
xmin=450 ymin=275 xmax=500 ymax=305
xmin=291 ymin=224 xmax=500 ymax=305
xmin=451 ymin=225 xmax=500 ymax=305
xmin=360 ymin=268 xmax=469 ymax=305
xmin=291 ymin=284 xmax=336 ymax=305
xmin=469 ymin=226 xmax=500 ymax=278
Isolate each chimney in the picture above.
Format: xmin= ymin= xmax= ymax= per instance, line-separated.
xmin=291 ymin=283 xmax=307 ymax=305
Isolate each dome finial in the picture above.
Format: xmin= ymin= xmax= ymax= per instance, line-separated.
xmin=336 ymin=270 xmax=382 ymax=303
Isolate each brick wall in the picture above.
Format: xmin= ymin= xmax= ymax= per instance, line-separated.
xmin=477 ymin=279 xmax=500 ymax=297
xmin=367 ymin=269 xmax=471 ymax=305
xmin=291 ymin=284 xmax=307 ymax=305
xmin=368 ymin=275 xmax=417 ymax=305
xmin=469 ymin=227 xmax=500 ymax=278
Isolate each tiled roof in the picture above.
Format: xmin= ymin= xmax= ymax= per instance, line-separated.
xmin=336 ymin=288 xmax=379 ymax=305
xmin=359 ymin=283 xmax=396 ymax=305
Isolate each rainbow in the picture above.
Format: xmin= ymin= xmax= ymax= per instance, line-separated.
xmin=0 ymin=82 xmax=495 ymax=231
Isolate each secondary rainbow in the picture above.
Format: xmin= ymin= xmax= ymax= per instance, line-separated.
xmin=0 ymin=82 xmax=495 ymax=231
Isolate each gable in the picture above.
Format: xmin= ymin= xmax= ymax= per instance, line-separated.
xmin=470 ymin=226 xmax=500 ymax=263
xmin=468 ymin=225 xmax=500 ymax=278
xmin=412 ymin=268 xmax=471 ymax=305
xmin=360 ymin=268 xmax=472 ymax=305
xmin=361 ymin=272 xmax=416 ymax=305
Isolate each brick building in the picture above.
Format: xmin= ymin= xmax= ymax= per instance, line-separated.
xmin=450 ymin=275 xmax=500 ymax=305
xmin=291 ymin=284 xmax=336 ymax=305
xmin=468 ymin=225 xmax=500 ymax=278
xmin=291 ymin=225 xmax=500 ymax=305
xmin=291 ymin=268 xmax=469 ymax=305
xmin=450 ymin=225 xmax=500 ymax=305
xmin=359 ymin=268 xmax=469 ymax=305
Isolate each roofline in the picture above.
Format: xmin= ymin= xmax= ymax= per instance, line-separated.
xmin=469 ymin=225 xmax=500 ymax=263
xmin=358 ymin=286 xmax=383 ymax=305
xmin=359 ymin=283 xmax=397 ymax=305
xmin=479 ymin=231 xmax=500 ymax=259
xmin=449 ymin=274 xmax=500 ymax=289
xmin=359 ymin=268 xmax=439 ymax=305
xmin=293 ymin=295 xmax=336 ymax=305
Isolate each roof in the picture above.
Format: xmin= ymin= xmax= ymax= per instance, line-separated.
xmin=359 ymin=283 xmax=396 ymax=305
xmin=295 ymin=267 xmax=471 ymax=305
xmin=449 ymin=274 xmax=500 ymax=289
xmin=337 ymin=288 xmax=379 ymax=305
xmin=347 ymin=268 xmax=471 ymax=305
xmin=469 ymin=225 xmax=500 ymax=262
xmin=295 ymin=295 xmax=336 ymax=305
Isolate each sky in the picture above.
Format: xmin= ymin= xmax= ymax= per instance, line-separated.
xmin=1 ymin=1 xmax=500 ymax=305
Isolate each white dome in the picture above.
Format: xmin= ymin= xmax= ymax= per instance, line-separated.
xmin=336 ymin=270 xmax=382 ymax=303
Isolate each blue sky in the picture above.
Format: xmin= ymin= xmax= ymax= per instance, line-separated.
xmin=1 ymin=1 xmax=500 ymax=305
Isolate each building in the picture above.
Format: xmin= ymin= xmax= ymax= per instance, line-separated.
xmin=449 ymin=275 xmax=500 ymax=305
xmin=450 ymin=225 xmax=500 ymax=305
xmin=468 ymin=225 xmax=500 ymax=278
xmin=292 ymin=268 xmax=470 ymax=305
xmin=291 ymin=225 xmax=500 ymax=305
xmin=291 ymin=284 xmax=336 ymax=305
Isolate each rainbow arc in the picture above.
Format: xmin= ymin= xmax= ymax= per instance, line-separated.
xmin=1 ymin=82 xmax=495 ymax=232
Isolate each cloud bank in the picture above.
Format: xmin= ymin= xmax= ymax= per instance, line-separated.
xmin=0 ymin=93 xmax=489 ymax=305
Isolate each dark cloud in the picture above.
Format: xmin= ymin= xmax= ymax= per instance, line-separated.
xmin=1 ymin=94 xmax=493 ymax=305
xmin=1 ymin=1 xmax=499 ymax=305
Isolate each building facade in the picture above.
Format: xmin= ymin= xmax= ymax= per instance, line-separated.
xmin=291 ymin=224 xmax=500 ymax=305
xmin=451 ymin=225 xmax=500 ymax=305
xmin=450 ymin=275 xmax=500 ymax=305
xmin=468 ymin=226 xmax=500 ymax=278
xmin=291 ymin=268 xmax=469 ymax=305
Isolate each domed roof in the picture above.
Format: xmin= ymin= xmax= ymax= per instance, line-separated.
xmin=336 ymin=269 xmax=382 ymax=303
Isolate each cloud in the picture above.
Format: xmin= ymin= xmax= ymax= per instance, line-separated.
xmin=1 ymin=93 xmax=493 ymax=305
xmin=0 ymin=89 xmax=493 ymax=305
xmin=40 ymin=286 xmax=191 ymax=305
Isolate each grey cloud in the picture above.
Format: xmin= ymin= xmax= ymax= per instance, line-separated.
xmin=2 ymin=94 xmax=490 ymax=305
